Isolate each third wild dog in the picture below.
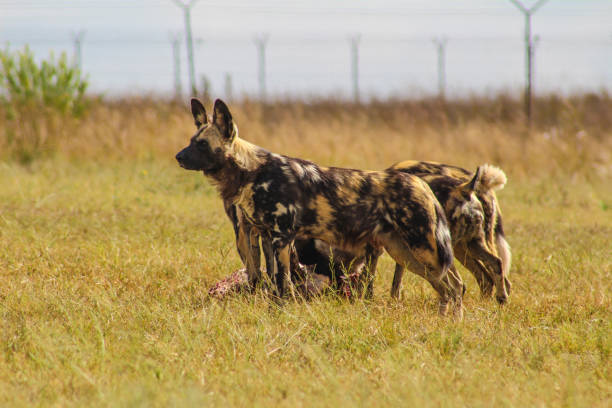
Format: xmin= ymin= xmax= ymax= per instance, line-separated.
xmin=389 ymin=160 xmax=511 ymax=303
xmin=176 ymin=98 xmax=463 ymax=315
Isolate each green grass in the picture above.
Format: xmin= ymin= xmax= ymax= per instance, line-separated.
xmin=1 ymin=158 xmax=610 ymax=407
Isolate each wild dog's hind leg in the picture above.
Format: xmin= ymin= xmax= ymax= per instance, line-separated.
xmin=383 ymin=236 xmax=458 ymax=316
xmin=389 ymin=254 xmax=461 ymax=304
xmin=447 ymin=265 xmax=465 ymax=318
xmin=360 ymin=244 xmax=383 ymax=299
xmin=390 ymin=264 xmax=404 ymax=299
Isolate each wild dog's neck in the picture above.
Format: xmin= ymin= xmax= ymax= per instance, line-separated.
xmin=204 ymin=155 xmax=251 ymax=205
xmin=204 ymin=137 xmax=266 ymax=205
xmin=228 ymin=137 xmax=265 ymax=172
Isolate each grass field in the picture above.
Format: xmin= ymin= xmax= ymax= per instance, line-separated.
xmin=1 ymin=96 xmax=611 ymax=406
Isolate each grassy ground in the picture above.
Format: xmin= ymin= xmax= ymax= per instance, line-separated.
xmin=1 ymin=97 xmax=611 ymax=406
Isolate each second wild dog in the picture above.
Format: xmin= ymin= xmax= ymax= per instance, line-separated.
xmin=175 ymin=98 xmax=463 ymax=315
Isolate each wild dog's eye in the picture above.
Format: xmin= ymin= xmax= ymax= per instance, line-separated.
xmin=196 ymin=139 xmax=209 ymax=151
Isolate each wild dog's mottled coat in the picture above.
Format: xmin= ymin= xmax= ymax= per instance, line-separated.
xmin=176 ymin=98 xmax=461 ymax=313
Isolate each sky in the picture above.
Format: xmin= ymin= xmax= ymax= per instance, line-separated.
xmin=1 ymin=0 xmax=610 ymax=99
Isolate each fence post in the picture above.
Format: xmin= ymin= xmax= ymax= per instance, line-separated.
xmin=433 ymin=37 xmax=448 ymax=99
xmin=350 ymin=34 xmax=361 ymax=103
xmin=254 ymin=35 xmax=269 ymax=101
xmin=508 ymin=0 xmax=549 ymax=127
xmin=71 ymin=30 xmax=85 ymax=70
xmin=173 ymin=0 xmax=199 ymax=95
xmin=169 ymin=32 xmax=182 ymax=99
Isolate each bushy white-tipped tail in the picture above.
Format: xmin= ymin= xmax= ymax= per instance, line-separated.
xmin=476 ymin=164 xmax=507 ymax=193
xmin=434 ymin=204 xmax=454 ymax=281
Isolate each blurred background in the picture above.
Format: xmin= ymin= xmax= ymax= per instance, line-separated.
xmin=1 ymin=0 xmax=611 ymax=168
xmin=1 ymin=0 xmax=610 ymax=100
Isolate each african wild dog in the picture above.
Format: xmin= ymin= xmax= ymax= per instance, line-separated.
xmin=389 ymin=160 xmax=511 ymax=303
xmin=293 ymin=163 xmax=511 ymax=304
xmin=175 ymin=98 xmax=463 ymax=315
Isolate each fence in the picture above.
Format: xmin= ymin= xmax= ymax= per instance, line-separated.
xmin=2 ymin=1 xmax=611 ymax=103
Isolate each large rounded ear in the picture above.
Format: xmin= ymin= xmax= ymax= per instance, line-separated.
xmin=460 ymin=166 xmax=481 ymax=194
xmin=191 ymin=98 xmax=207 ymax=128
xmin=212 ymin=99 xmax=235 ymax=140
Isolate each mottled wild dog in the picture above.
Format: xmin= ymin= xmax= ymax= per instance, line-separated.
xmin=389 ymin=161 xmax=511 ymax=303
xmin=175 ymin=98 xmax=462 ymax=314
xmin=298 ymin=163 xmax=510 ymax=303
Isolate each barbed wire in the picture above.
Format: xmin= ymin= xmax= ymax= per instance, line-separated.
xmin=2 ymin=1 xmax=609 ymax=97
xmin=4 ymin=35 xmax=610 ymax=45
xmin=1 ymin=1 xmax=611 ymax=16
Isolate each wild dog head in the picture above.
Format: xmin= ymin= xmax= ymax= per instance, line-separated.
xmin=421 ymin=168 xmax=485 ymax=242
xmin=175 ymin=98 xmax=236 ymax=173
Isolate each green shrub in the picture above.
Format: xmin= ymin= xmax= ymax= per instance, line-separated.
xmin=0 ymin=46 xmax=89 ymax=162
xmin=0 ymin=46 xmax=88 ymax=116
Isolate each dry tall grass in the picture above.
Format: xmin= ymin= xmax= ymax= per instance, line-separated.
xmin=0 ymin=94 xmax=610 ymax=406
xmin=1 ymin=93 xmax=611 ymax=179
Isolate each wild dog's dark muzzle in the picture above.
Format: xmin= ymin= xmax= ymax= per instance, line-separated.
xmin=175 ymin=143 xmax=224 ymax=173
xmin=175 ymin=149 xmax=185 ymax=165
xmin=175 ymin=146 xmax=195 ymax=169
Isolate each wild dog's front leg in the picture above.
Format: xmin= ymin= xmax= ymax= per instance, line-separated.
xmin=248 ymin=226 xmax=261 ymax=279
xmin=225 ymin=204 xmax=263 ymax=289
xmin=495 ymin=234 xmax=513 ymax=295
xmin=289 ymin=243 xmax=306 ymax=283
xmin=236 ymin=215 xmax=261 ymax=288
xmin=272 ymin=238 xmax=296 ymax=299
xmin=467 ymin=240 xmax=508 ymax=304
xmin=261 ymin=234 xmax=277 ymax=286
xmin=224 ymin=204 xmax=247 ymax=264
xmin=454 ymin=242 xmax=494 ymax=297
xmin=456 ymin=239 xmax=507 ymax=304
